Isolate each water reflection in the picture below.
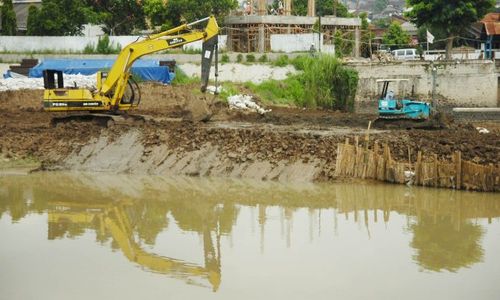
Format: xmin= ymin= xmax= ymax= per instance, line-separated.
xmin=48 ymin=199 xmax=222 ymax=291
xmin=410 ymin=215 xmax=484 ymax=273
xmin=1 ymin=173 xmax=499 ymax=291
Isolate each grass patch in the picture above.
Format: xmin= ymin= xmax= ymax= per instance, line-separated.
xmin=83 ymin=35 xmax=122 ymax=54
xmin=221 ymin=54 xmax=230 ymax=63
xmin=183 ymin=47 xmax=202 ymax=54
xmin=236 ymin=54 xmax=244 ymax=63
xmin=245 ymin=77 xmax=307 ymax=106
xmin=171 ymin=67 xmax=198 ymax=85
xmin=246 ymin=54 xmax=256 ymax=63
xmin=218 ymin=82 xmax=240 ymax=102
xmin=272 ymin=54 xmax=289 ymax=67
xmin=247 ymin=54 xmax=359 ymax=111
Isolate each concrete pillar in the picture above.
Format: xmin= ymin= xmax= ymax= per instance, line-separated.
xmin=354 ymin=27 xmax=360 ymax=58
xmin=284 ymin=0 xmax=292 ymax=16
xmin=307 ymin=0 xmax=315 ymax=17
xmin=258 ymin=0 xmax=266 ymax=16
xmin=258 ymin=24 xmax=265 ymax=53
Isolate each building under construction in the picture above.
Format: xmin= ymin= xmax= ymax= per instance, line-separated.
xmin=225 ymin=0 xmax=361 ymax=55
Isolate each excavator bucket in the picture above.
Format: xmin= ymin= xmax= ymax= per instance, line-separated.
xmin=200 ymin=35 xmax=218 ymax=93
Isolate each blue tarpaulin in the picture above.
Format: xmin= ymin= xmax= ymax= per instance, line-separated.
xmin=28 ymin=59 xmax=175 ymax=84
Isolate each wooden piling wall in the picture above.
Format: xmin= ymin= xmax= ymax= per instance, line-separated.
xmin=334 ymin=139 xmax=500 ymax=192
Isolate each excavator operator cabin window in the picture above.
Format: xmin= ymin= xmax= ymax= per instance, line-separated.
xmin=43 ymin=70 xmax=64 ymax=89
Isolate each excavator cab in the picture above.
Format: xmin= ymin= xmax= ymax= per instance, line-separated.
xmin=43 ymin=70 xmax=64 ymax=89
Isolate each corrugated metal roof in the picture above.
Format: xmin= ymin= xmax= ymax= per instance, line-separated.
xmin=481 ymin=13 xmax=500 ymax=36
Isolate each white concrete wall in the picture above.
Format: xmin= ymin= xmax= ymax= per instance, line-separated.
xmin=0 ymin=35 xmax=228 ymax=52
xmin=270 ymin=33 xmax=324 ymax=53
xmin=0 ymin=34 xmax=327 ymax=53
xmin=0 ymin=36 xmax=98 ymax=52
xmin=182 ymin=35 xmax=227 ymax=51
xmin=349 ymin=60 xmax=498 ymax=112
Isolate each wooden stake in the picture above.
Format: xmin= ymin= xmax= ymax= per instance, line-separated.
xmin=365 ymin=121 xmax=371 ymax=148
xmin=407 ymin=146 xmax=411 ymax=165
xmin=456 ymin=151 xmax=462 ymax=190
xmin=433 ymin=153 xmax=438 ymax=187
xmin=416 ymin=151 xmax=422 ymax=185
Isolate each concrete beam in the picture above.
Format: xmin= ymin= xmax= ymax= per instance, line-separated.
xmin=225 ymin=15 xmax=361 ymax=27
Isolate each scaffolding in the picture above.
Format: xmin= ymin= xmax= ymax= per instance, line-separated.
xmin=225 ymin=15 xmax=361 ymax=54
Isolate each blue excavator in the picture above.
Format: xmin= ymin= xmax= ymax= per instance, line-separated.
xmin=373 ymin=79 xmax=446 ymax=129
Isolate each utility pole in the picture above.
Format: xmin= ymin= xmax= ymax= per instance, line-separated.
xmin=334 ymin=0 xmax=337 ymax=16
xmin=431 ymin=64 xmax=437 ymax=108
xmin=318 ymin=15 xmax=322 ymax=53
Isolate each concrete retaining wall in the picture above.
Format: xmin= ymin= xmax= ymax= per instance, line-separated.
xmin=349 ymin=60 xmax=498 ymax=112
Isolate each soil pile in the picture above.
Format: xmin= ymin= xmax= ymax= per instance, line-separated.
xmin=0 ymin=83 xmax=498 ymax=182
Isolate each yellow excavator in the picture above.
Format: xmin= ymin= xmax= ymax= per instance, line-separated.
xmin=42 ymin=16 xmax=219 ymax=119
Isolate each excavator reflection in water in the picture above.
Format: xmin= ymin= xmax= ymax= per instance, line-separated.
xmin=47 ymin=199 xmax=222 ymax=291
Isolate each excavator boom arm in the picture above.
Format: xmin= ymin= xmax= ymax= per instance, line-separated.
xmin=99 ymin=16 xmax=219 ymax=104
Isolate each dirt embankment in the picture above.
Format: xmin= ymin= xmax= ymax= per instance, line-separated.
xmin=0 ymin=83 xmax=499 ymax=181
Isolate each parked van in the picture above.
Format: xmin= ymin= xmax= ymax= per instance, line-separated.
xmin=391 ymin=48 xmax=418 ymax=60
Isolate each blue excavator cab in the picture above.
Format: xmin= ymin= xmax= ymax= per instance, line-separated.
xmin=377 ymin=79 xmax=431 ymax=120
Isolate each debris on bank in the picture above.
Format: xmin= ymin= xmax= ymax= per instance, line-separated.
xmin=228 ymin=94 xmax=271 ymax=115
xmin=476 ymin=127 xmax=490 ymax=134
xmin=206 ymin=85 xmax=223 ymax=95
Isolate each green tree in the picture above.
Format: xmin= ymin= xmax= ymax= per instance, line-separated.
xmin=290 ymin=0 xmax=350 ymax=17
xmin=26 ymin=5 xmax=40 ymax=36
xmin=382 ymin=21 xmax=410 ymax=49
xmin=374 ymin=0 xmax=389 ymax=14
xmin=359 ymin=12 xmax=374 ymax=57
xmin=144 ymin=0 xmax=237 ymax=30
xmin=143 ymin=0 xmax=167 ymax=28
xmin=86 ymin=0 xmax=146 ymax=35
xmin=27 ymin=0 xmax=87 ymax=36
xmin=334 ymin=29 xmax=354 ymax=57
xmin=1 ymin=0 xmax=17 ymax=35
xmin=406 ymin=0 xmax=495 ymax=59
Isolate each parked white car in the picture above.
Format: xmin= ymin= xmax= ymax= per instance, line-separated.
xmin=391 ymin=48 xmax=418 ymax=60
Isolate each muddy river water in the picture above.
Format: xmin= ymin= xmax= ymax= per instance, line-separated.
xmin=1 ymin=172 xmax=499 ymax=299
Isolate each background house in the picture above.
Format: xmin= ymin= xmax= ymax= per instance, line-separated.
xmin=0 ymin=0 xmax=42 ymax=33
xmin=471 ymin=13 xmax=500 ymax=59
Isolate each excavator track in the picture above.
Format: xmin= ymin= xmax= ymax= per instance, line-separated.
xmin=372 ymin=113 xmax=449 ymax=130
xmin=51 ymin=113 xmax=147 ymax=128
